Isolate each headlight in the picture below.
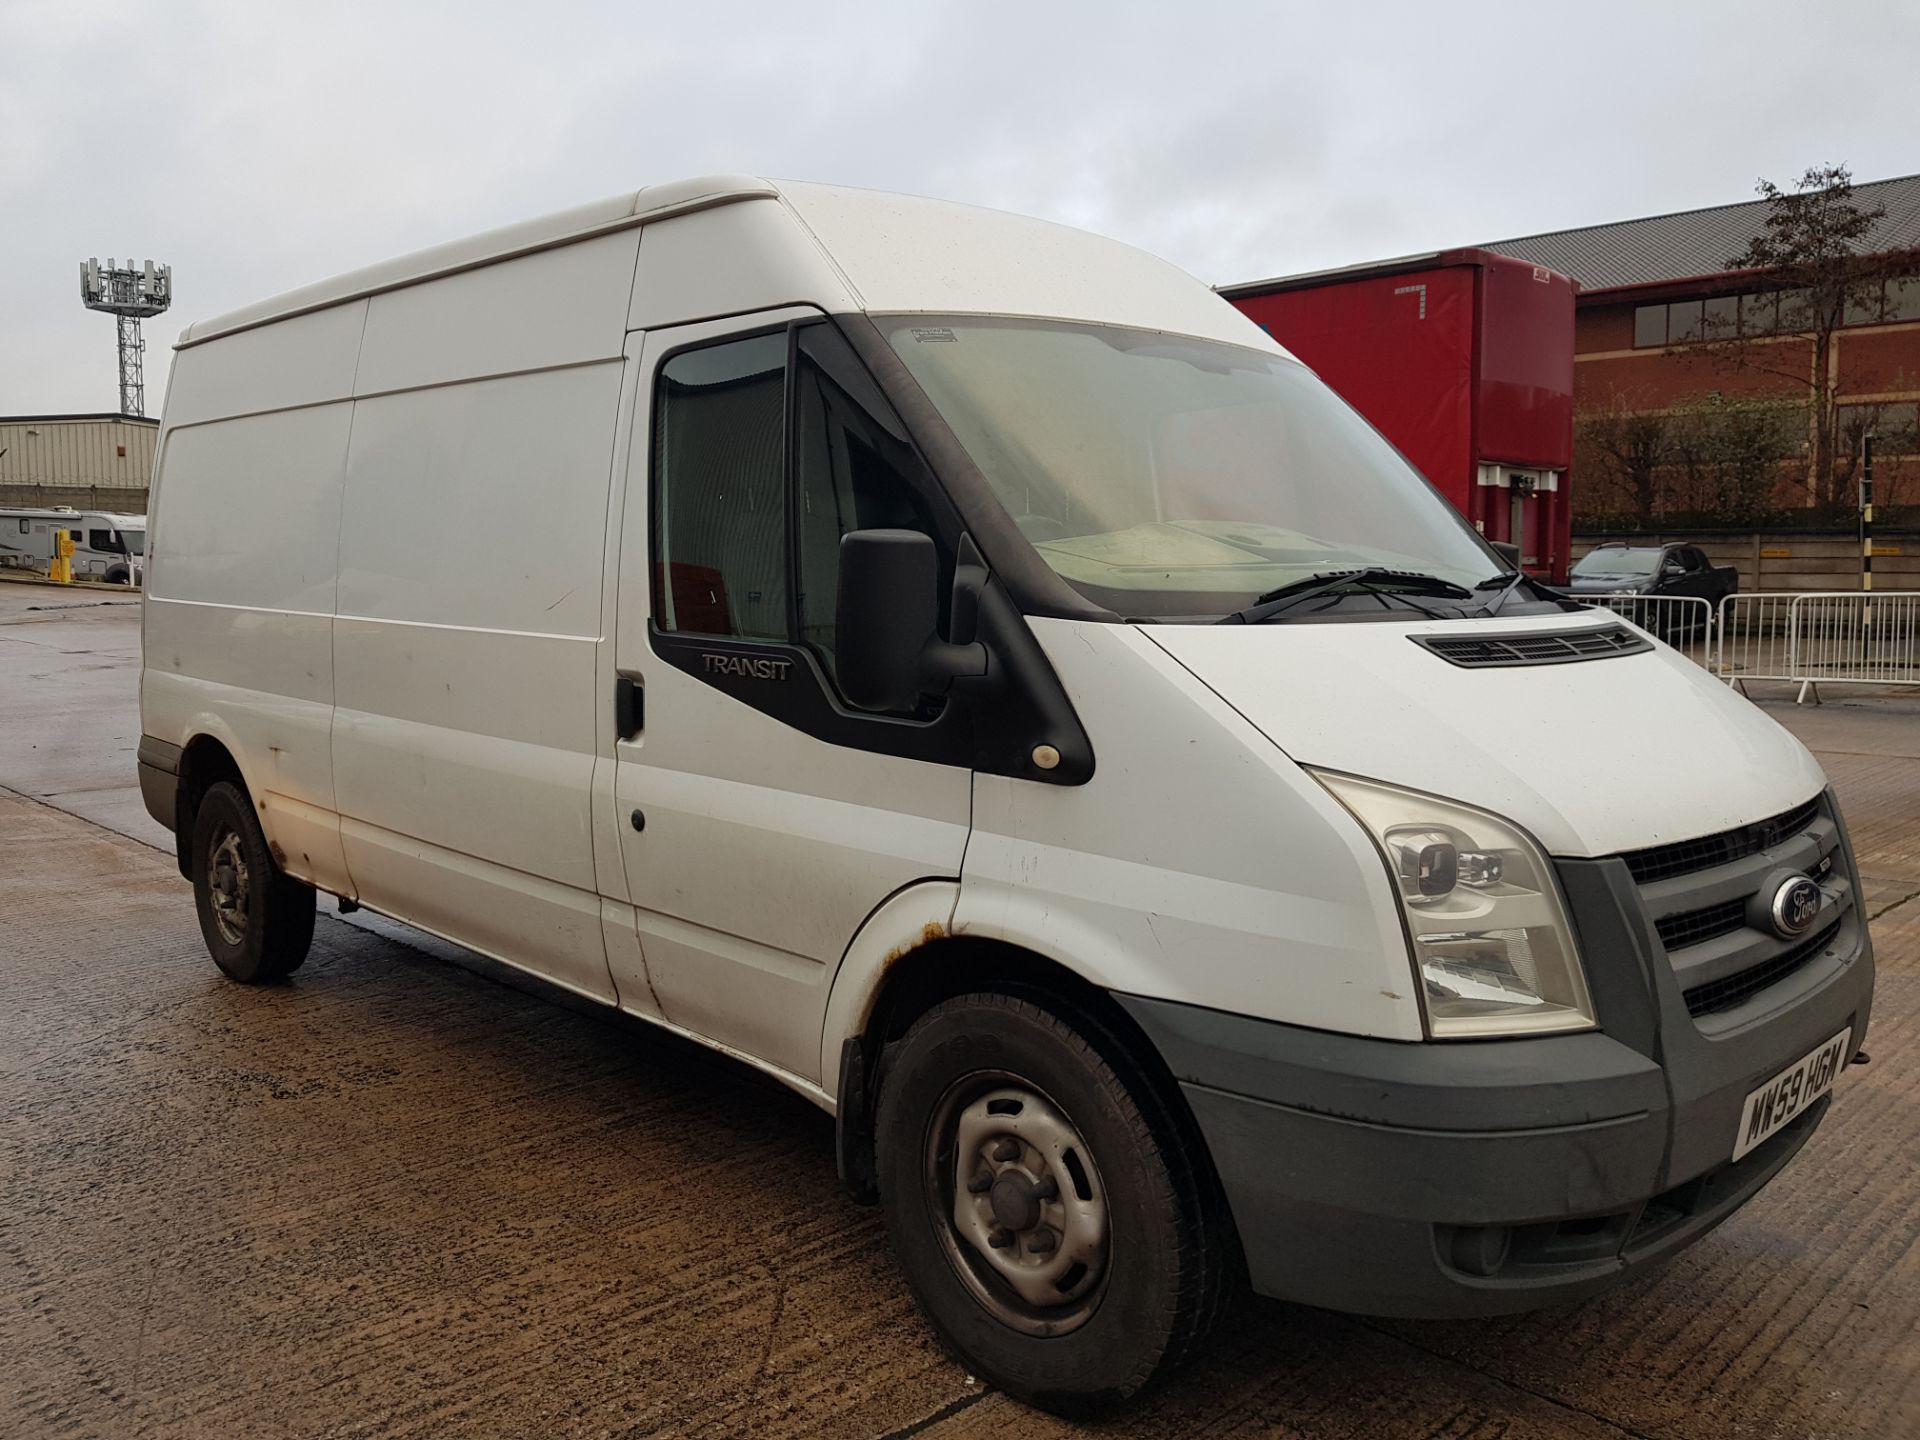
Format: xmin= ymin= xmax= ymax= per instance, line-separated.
xmin=1314 ymin=771 xmax=1595 ymax=1039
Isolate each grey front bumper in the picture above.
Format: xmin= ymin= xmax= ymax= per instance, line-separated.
xmin=1117 ymin=837 xmax=1874 ymax=1319
xmin=137 ymin=735 xmax=181 ymax=833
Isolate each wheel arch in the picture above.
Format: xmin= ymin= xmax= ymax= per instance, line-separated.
xmin=831 ymin=923 xmax=1220 ymax=1220
xmin=172 ymin=731 xmax=249 ymax=878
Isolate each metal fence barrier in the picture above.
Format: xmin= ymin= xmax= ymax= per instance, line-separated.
xmin=1713 ymin=592 xmax=1799 ymax=688
xmin=1571 ymin=593 xmax=1716 ymax=661
xmin=1771 ymin=591 xmax=1920 ymax=702
xmin=1573 ymin=590 xmax=1920 ymax=702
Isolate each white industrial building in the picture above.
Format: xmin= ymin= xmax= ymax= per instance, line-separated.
xmin=0 ymin=412 xmax=157 ymax=510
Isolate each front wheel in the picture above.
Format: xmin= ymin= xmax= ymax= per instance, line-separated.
xmin=874 ymin=993 xmax=1233 ymax=1415
xmin=191 ymin=781 xmax=316 ymax=983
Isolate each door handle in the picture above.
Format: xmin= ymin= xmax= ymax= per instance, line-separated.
xmin=615 ymin=673 xmax=644 ymax=739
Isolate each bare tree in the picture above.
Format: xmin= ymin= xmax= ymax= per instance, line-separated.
xmin=1831 ymin=376 xmax=1920 ymax=505
xmin=1694 ymin=164 xmax=1891 ymax=508
xmin=1575 ymin=389 xmax=1674 ymax=523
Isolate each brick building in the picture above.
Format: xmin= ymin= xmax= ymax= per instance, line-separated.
xmin=1485 ymin=174 xmax=1920 ymax=520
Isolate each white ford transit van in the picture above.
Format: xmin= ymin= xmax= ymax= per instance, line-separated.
xmin=138 ymin=177 xmax=1874 ymax=1412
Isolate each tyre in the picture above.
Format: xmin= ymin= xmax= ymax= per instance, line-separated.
xmin=104 ymin=566 xmax=129 ymax=585
xmin=874 ymin=993 xmax=1232 ymax=1415
xmin=190 ymin=780 xmax=316 ymax=983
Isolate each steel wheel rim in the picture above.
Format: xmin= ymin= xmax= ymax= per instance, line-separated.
xmin=207 ymin=830 xmax=250 ymax=946
xmin=924 ymin=1070 xmax=1110 ymax=1337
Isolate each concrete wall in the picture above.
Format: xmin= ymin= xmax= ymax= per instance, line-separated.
xmin=1573 ymin=530 xmax=1918 ymax=592
xmin=0 ymin=416 xmax=156 ymax=509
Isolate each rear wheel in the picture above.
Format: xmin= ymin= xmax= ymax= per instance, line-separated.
xmin=190 ymin=781 xmax=315 ymax=983
xmin=874 ymin=993 xmax=1232 ymax=1415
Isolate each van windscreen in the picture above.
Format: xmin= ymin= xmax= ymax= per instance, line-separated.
xmin=881 ymin=316 xmax=1501 ymax=617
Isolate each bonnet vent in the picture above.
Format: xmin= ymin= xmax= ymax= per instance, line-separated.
xmin=1411 ymin=624 xmax=1652 ymax=669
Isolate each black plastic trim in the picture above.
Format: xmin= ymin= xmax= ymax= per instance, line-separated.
xmin=136 ymin=735 xmax=181 ymax=835
xmin=651 ymin=626 xmax=974 ymax=766
xmin=1618 ymin=796 xmax=1823 ymax=885
xmin=643 ymin=316 xmax=1093 ymax=784
xmin=1411 ymin=624 xmax=1652 ymax=667
xmin=137 ymin=735 xmax=182 ymax=775
xmin=613 ymin=672 xmax=644 ymax=740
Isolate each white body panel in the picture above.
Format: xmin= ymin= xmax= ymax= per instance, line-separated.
xmin=775 ymin=182 xmax=1282 ymax=352
xmin=957 ymin=621 xmax=1424 ymax=1041
xmin=163 ymin=301 xmax=367 ymax=427
xmin=144 ymin=402 xmax=352 ymax=891
xmin=329 ymin=233 xmax=636 ymax=1003
xmin=1145 ymin=613 xmax=1828 ymax=857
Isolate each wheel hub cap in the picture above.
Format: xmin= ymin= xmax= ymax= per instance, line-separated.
xmin=208 ymin=831 xmax=250 ymax=946
xmin=942 ymin=1085 xmax=1108 ymax=1329
xmin=988 ymin=1171 xmax=1042 ymax=1232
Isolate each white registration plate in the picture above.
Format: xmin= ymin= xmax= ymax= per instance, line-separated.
xmin=1732 ymin=1029 xmax=1850 ymax=1161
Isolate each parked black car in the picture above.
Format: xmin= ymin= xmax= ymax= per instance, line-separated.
xmin=1566 ymin=543 xmax=1738 ymax=640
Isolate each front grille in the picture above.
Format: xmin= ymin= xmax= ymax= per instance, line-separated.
xmin=1655 ymin=897 xmax=1748 ymax=951
xmin=1594 ymin=793 xmax=1849 ymax=1027
xmin=1619 ymin=798 xmax=1822 ymax=885
xmin=1412 ymin=624 xmax=1652 ymax=668
xmin=1682 ymin=919 xmax=1842 ymax=1017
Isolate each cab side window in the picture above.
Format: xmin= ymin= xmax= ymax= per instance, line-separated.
xmin=793 ymin=325 xmax=940 ymax=682
xmin=651 ymin=333 xmax=789 ymax=641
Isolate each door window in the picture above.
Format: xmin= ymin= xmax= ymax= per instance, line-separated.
xmin=793 ymin=325 xmax=940 ymax=685
xmin=651 ymin=333 xmax=789 ymax=641
xmin=649 ymin=322 xmax=945 ymax=696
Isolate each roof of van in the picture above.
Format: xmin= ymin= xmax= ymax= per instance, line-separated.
xmin=175 ymin=176 xmax=1272 ymax=354
xmin=177 ymin=176 xmax=780 ymax=345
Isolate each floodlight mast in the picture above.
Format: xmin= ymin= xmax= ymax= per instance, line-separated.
xmin=79 ymin=257 xmax=173 ymax=417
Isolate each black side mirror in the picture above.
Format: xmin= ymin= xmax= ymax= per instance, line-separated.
xmin=1489 ymin=540 xmax=1521 ymax=568
xmin=836 ymin=529 xmax=987 ymax=713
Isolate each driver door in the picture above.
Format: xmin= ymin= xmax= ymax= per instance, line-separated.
xmin=605 ymin=312 xmax=973 ymax=1084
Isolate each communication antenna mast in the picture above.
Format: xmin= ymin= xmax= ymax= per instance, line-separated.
xmin=80 ymin=257 xmax=173 ymax=416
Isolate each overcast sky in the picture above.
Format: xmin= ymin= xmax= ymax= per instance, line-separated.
xmin=4 ymin=0 xmax=1917 ymax=415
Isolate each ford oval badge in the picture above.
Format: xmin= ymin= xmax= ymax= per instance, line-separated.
xmin=1771 ymin=877 xmax=1823 ymax=938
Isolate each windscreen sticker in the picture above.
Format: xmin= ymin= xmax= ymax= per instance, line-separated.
xmin=911 ymin=327 xmax=957 ymax=344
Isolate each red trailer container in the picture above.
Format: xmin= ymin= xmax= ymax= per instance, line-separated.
xmin=1220 ymin=249 xmax=1576 ymax=582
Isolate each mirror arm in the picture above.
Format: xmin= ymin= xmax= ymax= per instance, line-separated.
xmin=919 ymin=638 xmax=989 ymax=696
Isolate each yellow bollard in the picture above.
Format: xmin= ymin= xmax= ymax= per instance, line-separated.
xmin=50 ymin=530 xmax=75 ymax=584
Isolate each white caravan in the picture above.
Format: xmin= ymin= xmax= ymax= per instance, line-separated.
xmin=138 ymin=178 xmax=1873 ymax=1412
xmin=1 ymin=507 xmax=145 ymax=583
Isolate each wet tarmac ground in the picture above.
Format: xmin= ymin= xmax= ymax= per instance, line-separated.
xmin=3 ymin=583 xmax=1918 ymax=1438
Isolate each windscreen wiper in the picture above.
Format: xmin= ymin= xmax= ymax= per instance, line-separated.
xmin=1473 ymin=567 xmax=1530 ymax=616
xmin=1471 ymin=566 xmax=1579 ymax=616
xmin=1215 ymin=568 xmax=1473 ymax=625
